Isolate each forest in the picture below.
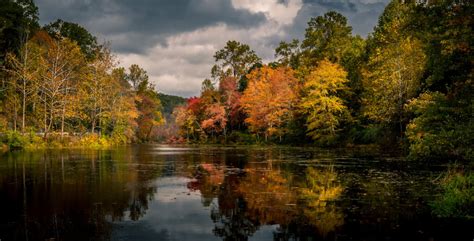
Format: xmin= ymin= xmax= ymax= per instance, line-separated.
xmin=0 ymin=0 xmax=165 ymax=148
xmin=171 ymin=0 xmax=472 ymax=163
xmin=0 ymin=0 xmax=472 ymax=163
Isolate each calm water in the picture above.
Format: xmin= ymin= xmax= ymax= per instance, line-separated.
xmin=0 ymin=145 xmax=472 ymax=241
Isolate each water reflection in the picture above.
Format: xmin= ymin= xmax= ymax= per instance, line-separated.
xmin=0 ymin=146 xmax=472 ymax=241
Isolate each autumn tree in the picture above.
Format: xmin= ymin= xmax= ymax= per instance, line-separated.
xmin=362 ymin=1 xmax=426 ymax=137
xmin=362 ymin=37 xmax=425 ymax=128
xmin=34 ymin=31 xmax=85 ymax=137
xmin=300 ymin=59 xmax=349 ymax=143
xmin=79 ymin=46 xmax=116 ymax=135
xmin=174 ymin=105 xmax=198 ymax=142
xmin=241 ymin=66 xmax=299 ymax=141
xmin=132 ymin=69 xmax=164 ymax=142
xmin=219 ymin=76 xmax=242 ymax=131
xmin=201 ymin=103 xmax=227 ymax=138
xmin=4 ymin=39 xmax=41 ymax=132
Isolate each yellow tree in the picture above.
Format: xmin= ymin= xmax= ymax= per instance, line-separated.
xmin=300 ymin=59 xmax=349 ymax=143
xmin=4 ymin=40 xmax=41 ymax=132
xmin=241 ymin=66 xmax=298 ymax=141
xmin=362 ymin=37 xmax=426 ymax=133
xmin=35 ymin=32 xmax=85 ymax=137
xmin=79 ymin=46 xmax=116 ymax=135
xmin=174 ymin=106 xmax=198 ymax=142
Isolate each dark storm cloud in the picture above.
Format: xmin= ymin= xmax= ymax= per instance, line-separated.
xmin=36 ymin=0 xmax=266 ymax=53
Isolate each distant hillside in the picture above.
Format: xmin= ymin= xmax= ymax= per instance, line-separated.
xmin=158 ymin=93 xmax=187 ymax=117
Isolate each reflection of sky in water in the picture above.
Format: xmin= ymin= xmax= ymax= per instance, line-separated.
xmin=111 ymin=177 xmax=278 ymax=241
xmin=111 ymin=177 xmax=219 ymax=241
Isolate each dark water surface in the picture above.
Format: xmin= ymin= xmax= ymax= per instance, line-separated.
xmin=0 ymin=145 xmax=472 ymax=241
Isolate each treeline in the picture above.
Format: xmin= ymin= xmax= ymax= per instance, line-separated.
xmin=173 ymin=0 xmax=473 ymax=161
xmin=0 ymin=0 xmax=164 ymax=148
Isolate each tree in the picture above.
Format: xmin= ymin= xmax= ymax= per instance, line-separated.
xmin=127 ymin=64 xmax=149 ymax=91
xmin=201 ymin=103 xmax=227 ymax=138
xmin=404 ymin=0 xmax=473 ymax=161
xmin=405 ymin=92 xmax=473 ymax=161
xmin=219 ymin=76 xmax=242 ymax=131
xmin=211 ymin=40 xmax=261 ymax=82
xmin=112 ymin=67 xmax=131 ymax=89
xmin=275 ymin=39 xmax=301 ymax=69
xmin=362 ymin=37 xmax=426 ymax=134
xmin=174 ymin=105 xmax=198 ymax=142
xmin=4 ymin=39 xmax=41 ymax=132
xmin=241 ymin=66 xmax=299 ymax=141
xmin=43 ymin=19 xmax=99 ymax=60
xmin=34 ymin=31 xmax=85 ymax=137
xmin=300 ymin=59 xmax=349 ymax=143
xmin=135 ymin=89 xmax=164 ymax=142
xmin=79 ymin=46 xmax=116 ymax=135
xmin=301 ymin=11 xmax=353 ymax=66
xmin=0 ymin=0 xmax=39 ymax=65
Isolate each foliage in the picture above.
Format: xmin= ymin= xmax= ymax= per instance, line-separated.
xmin=406 ymin=92 xmax=473 ymax=161
xmin=301 ymin=11 xmax=353 ymax=65
xmin=211 ymin=40 xmax=261 ymax=81
xmin=158 ymin=93 xmax=186 ymax=117
xmin=362 ymin=37 xmax=426 ymax=125
xmin=0 ymin=0 xmax=39 ymax=65
xmin=43 ymin=19 xmax=99 ymax=60
xmin=432 ymin=170 xmax=474 ymax=219
xmin=300 ymin=59 xmax=349 ymax=144
xmin=241 ymin=66 xmax=299 ymax=141
xmin=2 ymin=130 xmax=28 ymax=149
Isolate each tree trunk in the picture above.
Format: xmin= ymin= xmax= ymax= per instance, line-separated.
xmin=91 ymin=118 xmax=96 ymax=134
xmin=22 ymin=85 xmax=26 ymax=133
xmin=61 ymin=104 xmax=65 ymax=139
xmin=43 ymin=100 xmax=47 ymax=138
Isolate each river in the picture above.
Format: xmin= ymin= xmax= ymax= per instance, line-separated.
xmin=0 ymin=145 xmax=472 ymax=241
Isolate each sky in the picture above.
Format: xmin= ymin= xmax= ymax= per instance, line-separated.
xmin=36 ymin=0 xmax=390 ymax=97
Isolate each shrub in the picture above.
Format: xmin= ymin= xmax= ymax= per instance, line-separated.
xmin=3 ymin=130 xmax=28 ymax=149
xmin=431 ymin=170 xmax=474 ymax=219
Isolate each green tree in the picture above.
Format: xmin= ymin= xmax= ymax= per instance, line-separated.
xmin=127 ymin=64 xmax=149 ymax=91
xmin=0 ymin=0 xmax=39 ymax=65
xmin=211 ymin=40 xmax=261 ymax=82
xmin=43 ymin=19 xmax=99 ymax=60
xmin=301 ymin=11 xmax=353 ymax=66
xmin=275 ymin=39 xmax=301 ymax=69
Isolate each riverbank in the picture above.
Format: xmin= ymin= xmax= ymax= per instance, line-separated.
xmin=0 ymin=130 xmax=130 ymax=151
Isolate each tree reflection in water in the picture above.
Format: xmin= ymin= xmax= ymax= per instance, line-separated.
xmin=0 ymin=149 xmax=160 ymax=241
xmin=191 ymin=158 xmax=345 ymax=241
xmin=299 ymin=166 xmax=344 ymax=237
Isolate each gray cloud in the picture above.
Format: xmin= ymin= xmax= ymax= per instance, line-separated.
xmin=36 ymin=0 xmax=389 ymax=97
xmin=37 ymin=0 xmax=266 ymax=53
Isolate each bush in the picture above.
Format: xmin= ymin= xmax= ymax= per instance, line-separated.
xmin=406 ymin=92 xmax=473 ymax=161
xmin=431 ymin=170 xmax=474 ymax=219
xmin=3 ymin=130 xmax=28 ymax=149
xmin=228 ymin=131 xmax=256 ymax=144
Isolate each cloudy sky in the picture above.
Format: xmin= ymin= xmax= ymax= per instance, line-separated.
xmin=36 ymin=0 xmax=389 ymax=97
